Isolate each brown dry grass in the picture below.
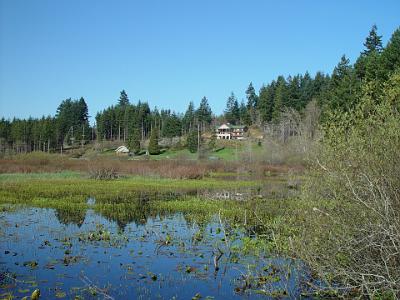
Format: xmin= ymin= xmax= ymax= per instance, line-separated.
xmin=0 ymin=152 xmax=303 ymax=179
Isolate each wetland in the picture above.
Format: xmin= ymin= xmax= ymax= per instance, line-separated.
xmin=0 ymin=171 xmax=311 ymax=299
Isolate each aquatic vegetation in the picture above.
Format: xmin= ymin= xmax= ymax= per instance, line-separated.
xmin=0 ymin=173 xmax=261 ymax=205
xmin=0 ymin=170 xmax=313 ymax=298
xmin=0 ymin=204 xmax=310 ymax=299
xmin=31 ymin=289 xmax=40 ymax=300
xmin=22 ymin=261 xmax=38 ymax=269
xmin=77 ymin=223 xmax=129 ymax=248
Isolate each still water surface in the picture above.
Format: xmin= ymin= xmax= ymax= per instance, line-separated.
xmin=0 ymin=204 xmax=307 ymax=299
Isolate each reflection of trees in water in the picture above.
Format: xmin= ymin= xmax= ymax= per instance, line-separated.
xmin=97 ymin=191 xmax=187 ymax=205
xmin=96 ymin=193 xmax=161 ymax=230
xmin=55 ymin=208 xmax=86 ymax=227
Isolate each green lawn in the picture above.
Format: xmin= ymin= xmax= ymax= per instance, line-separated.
xmin=146 ymin=141 xmax=266 ymax=161
xmin=89 ymin=139 xmax=267 ymax=162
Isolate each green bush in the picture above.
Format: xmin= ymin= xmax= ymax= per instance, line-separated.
xmin=300 ymin=70 xmax=400 ymax=297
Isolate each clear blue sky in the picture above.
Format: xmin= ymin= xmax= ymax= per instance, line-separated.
xmin=0 ymin=0 xmax=399 ymax=123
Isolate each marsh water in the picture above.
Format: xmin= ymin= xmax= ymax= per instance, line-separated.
xmin=0 ymin=183 xmax=309 ymax=299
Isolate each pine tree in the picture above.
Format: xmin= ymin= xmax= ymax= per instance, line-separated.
xmin=224 ymin=92 xmax=240 ymax=124
xmin=128 ymin=126 xmax=141 ymax=154
xmin=287 ymin=75 xmax=301 ymax=110
xmin=363 ymin=24 xmax=383 ymax=55
xmin=239 ymin=100 xmax=251 ymax=125
xmin=148 ymin=127 xmax=160 ymax=155
xmin=246 ymin=82 xmax=258 ymax=123
xmin=356 ymin=25 xmax=384 ymax=80
xmin=162 ymin=112 xmax=182 ymax=138
xmin=183 ymin=102 xmax=196 ymax=133
xmin=196 ymin=97 xmax=212 ymax=127
xmin=187 ymin=129 xmax=198 ymax=153
xmin=299 ymin=72 xmax=314 ymax=109
xmin=55 ymin=97 xmax=91 ymax=146
xmin=272 ymin=76 xmax=287 ymax=121
xmin=77 ymin=97 xmax=90 ymax=144
xmin=118 ymin=90 xmax=130 ymax=107
xmin=328 ymin=55 xmax=359 ymax=112
xmin=258 ymin=82 xmax=276 ymax=122
xmin=380 ymin=28 xmax=400 ymax=78
xmin=313 ymin=72 xmax=330 ymax=107
xmin=246 ymin=82 xmax=258 ymax=108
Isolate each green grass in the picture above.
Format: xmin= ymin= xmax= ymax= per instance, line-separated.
xmin=148 ymin=142 xmax=262 ymax=161
xmin=0 ymin=172 xmax=262 ymax=204
xmin=128 ymin=140 xmax=266 ymax=161
xmin=212 ymin=147 xmax=241 ymax=161
xmin=149 ymin=148 xmax=198 ymax=160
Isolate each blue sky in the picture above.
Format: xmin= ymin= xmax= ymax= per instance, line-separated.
xmin=0 ymin=0 xmax=399 ymax=123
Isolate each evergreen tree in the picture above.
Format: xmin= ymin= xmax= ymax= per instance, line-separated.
xmin=137 ymin=101 xmax=151 ymax=139
xmin=196 ymin=97 xmax=212 ymax=126
xmin=118 ymin=90 xmax=130 ymax=107
xmin=287 ymin=75 xmax=301 ymax=110
xmin=182 ymin=101 xmax=196 ymax=132
xmin=258 ymin=81 xmax=276 ymax=122
xmin=128 ymin=126 xmax=141 ymax=154
xmin=78 ymin=97 xmax=89 ymax=123
xmin=224 ymin=92 xmax=240 ymax=124
xmin=380 ymin=28 xmax=400 ymax=79
xmin=328 ymin=55 xmax=359 ymax=112
xmin=162 ymin=112 xmax=182 ymax=138
xmin=363 ymin=24 xmax=383 ymax=55
xmin=299 ymin=72 xmax=314 ymax=109
xmin=239 ymin=100 xmax=251 ymax=125
xmin=187 ymin=129 xmax=198 ymax=153
xmin=148 ymin=127 xmax=160 ymax=155
xmin=0 ymin=118 xmax=11 ymax=151
xmin=272 ymin=76 xmax=287 ymax=121
xmin=313 ymin=72 xmax=330 ymax=107
xmin=246 ymin=82 xmax=258 ymax=123
xmin=55 ymin=97 xmax=91 ymax=146
xmin=77 ymin=97 xmax=90 ymax=144
xmin=356 ymin=25 xmax=384 ymax=81
xmin=115 ymin=90 xmax=131 ymax=140
xmin=246 ymin=82 xmax=258 ymax=108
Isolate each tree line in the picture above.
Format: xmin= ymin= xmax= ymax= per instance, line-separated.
xmin=0 ymin=25 xmax=399 ymax=154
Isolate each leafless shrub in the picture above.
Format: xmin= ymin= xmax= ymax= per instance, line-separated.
xmin=258 ymin=101 xmax=321 ymax=166
xmin=0 ymin=148 xmax=302 ymax=180
xmin=88 ymin=164 xmax=119 ymax=180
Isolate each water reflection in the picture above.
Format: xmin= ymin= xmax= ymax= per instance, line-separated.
xmin=95 ymin=200 xmax=156 ymax=230
xmin=0 ymin=206 xmax=311 ymax=299
xmin=86 ymin=197 xmax=96 ymax=206
xmin=55 ymin=207 xmax=86 ymax=227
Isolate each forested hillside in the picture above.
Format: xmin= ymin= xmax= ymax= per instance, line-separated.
xmin=0 ymin=25 xmax=399 ymax=154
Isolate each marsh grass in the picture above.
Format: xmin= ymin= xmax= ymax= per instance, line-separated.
xmin=0 ymin=173 xmax=261 ymax=205
xmin=148 ymin=197 xmax=305 ymax=255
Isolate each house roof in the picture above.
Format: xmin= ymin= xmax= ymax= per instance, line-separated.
xmin=217 ymin=124 xmax=230 ymax=130
xmin=216 ymin=123 xmax=247 ymax=130
xmin=230 ymin=125 xmax=246 ymax=129
xmin=115 ymin=145 xmax=129 ymax=153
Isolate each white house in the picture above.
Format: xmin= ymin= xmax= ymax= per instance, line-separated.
xmin=216 ymin=124 xmax=247 ymax=140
